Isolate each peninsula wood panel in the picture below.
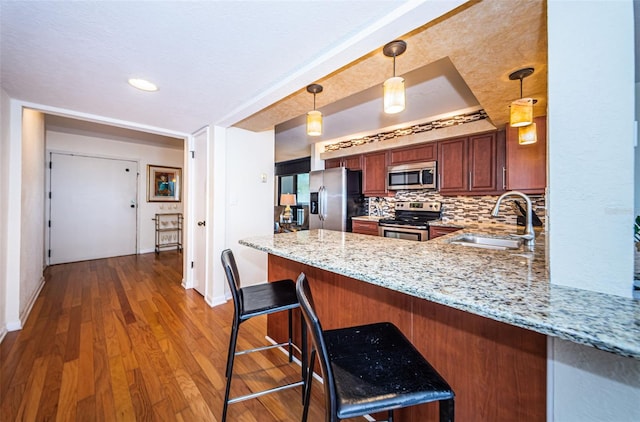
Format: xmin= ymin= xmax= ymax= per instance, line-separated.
xmin=267 ymin=254 xmax=547 ymax=422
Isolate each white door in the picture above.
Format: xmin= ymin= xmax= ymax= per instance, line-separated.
xmin=49 ymin=152 xmax=138 ymax=264
xmin=191 ymin=128 xmax=208 ymax=295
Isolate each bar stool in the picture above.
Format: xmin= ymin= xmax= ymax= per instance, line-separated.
xmin=296 ymin=273 xmax=455 ymax=422
xmin=220 ymin=249 xmax=306 ymax=422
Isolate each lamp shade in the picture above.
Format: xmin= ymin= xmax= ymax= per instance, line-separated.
xmin=306 ymin=110 xmax=322 ymax=136
xmin=280 ymin=193 xmax=297 ymax=206
xmin=518 ymin=122 xmax=537 ymax=145
xmin=510 ymin=98 xmax=534 ymax=127
xmin=383 ymin=76 xmax=405 ymax=114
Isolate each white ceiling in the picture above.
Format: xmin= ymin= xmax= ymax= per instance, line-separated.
xmin=1 ymin=0 xmax=465 ymax=143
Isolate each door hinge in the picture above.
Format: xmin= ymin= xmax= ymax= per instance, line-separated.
xmin=191 ymin=261 xmax=194 ymax=269
xmin=191 ymin=151 xmax=195 ymax=159
xmin=49 ymin=161 xmax=52 ymax=169
xmin=48 ymin=192 xmax=51 ymax=199
xmin=48 ymin=249 xmax=51 ymax=258
xmin=48 ymin=220 xmax=51 ymax=227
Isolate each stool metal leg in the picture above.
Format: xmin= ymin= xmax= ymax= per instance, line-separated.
xmin=439 ymin=397 xmax=455 ymax=422
xmin=301 ymin=349 xmax=316 ymax=422
xmin=288 ymin=309 xmax=293 ymax=362
xmin=222 ymin=318 xmax=240 ymax=422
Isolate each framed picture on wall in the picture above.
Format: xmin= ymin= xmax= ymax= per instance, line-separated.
xmin=147 ymin=165 xmax=181 ymax=202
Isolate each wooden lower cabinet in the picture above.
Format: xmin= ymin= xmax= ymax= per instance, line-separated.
xmin=267 ymin=255 xmax=546 ymax=422
xmin=429 ymin=225 xmax=461 ymax=239
xmin=351 ymin=219 xmax=379 ymax=236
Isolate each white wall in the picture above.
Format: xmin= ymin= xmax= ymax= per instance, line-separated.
xmin=547 ymin=1 xmax=640 ymax=421
xmin=20 ymin=109 xmax=46 ymax=320
xmin=225 ymin=127 xmax=275 ymax=286
xmin=0 ymin=89 xmax=10 ymax=340
xmin=46 ymin=130 xmax=184 ymax=253
xmin=548 ymin=0 xmax=634 ymax=297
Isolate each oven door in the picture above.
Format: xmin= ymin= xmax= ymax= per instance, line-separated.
xmin=378 ymin=225 xmax=429 ymax=241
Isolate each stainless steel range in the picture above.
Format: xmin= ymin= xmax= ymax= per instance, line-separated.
xmin=378 ymin=201 xmax=441 ymax=241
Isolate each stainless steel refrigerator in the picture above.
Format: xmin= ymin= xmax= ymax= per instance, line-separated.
xmin=309 ymin=167 xmax=365 ymax=231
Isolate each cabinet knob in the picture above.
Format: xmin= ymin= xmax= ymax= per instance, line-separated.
xmin=197 ymin=221 xmax=206 ymax=227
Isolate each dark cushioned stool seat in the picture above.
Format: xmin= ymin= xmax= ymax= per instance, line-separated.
xmin=296 ymin=273 xmax=454 ymax=422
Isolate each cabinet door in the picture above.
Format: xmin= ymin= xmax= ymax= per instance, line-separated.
xmin=363 ymin=151 xmax=388 ymax=197
xmin=506 ymin=116 xmax=547 ymax=193
xmin=468 ymin=133 xmax=497 ymax=192
xmin=325 ymin=158 xmax=342 ymax=169
xmin=352 ymin=220 xmax=379 ymax=236
xmin=389 ymin=143 xmax=437 ymax=165
xmin=438 ymin=137 xmax=468 ymax=194
xmin=343 ymin=155 xmax=363 ymax=170
xmin=429 ymin=226 xmax=461 ymax=239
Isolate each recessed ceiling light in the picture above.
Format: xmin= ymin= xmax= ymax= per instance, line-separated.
xmin=128 ymin=78 xmax=158 ymax=92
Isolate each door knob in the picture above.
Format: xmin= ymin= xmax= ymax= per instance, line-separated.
xmin=197 ymin=221 xmax=206 ymax=226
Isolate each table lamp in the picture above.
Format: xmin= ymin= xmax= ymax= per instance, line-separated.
xmin=280 ymin=193 xmax=297 ymax=223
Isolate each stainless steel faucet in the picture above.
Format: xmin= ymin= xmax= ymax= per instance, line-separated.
xmin=491 ymin=191 xmax=535 ymax=248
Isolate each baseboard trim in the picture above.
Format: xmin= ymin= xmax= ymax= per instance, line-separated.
xmin=18 ymin=276 xmax=46 ymax=328
xmin=206 ymin=294 xmax=227 ymax=307
xmin=0 ymin=326 xmax=8 ymax=343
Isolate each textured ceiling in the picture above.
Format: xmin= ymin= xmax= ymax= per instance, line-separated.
xmin=0 ymin=1 xmax=464 ymax=134
xmin=246 ymin=0 xmax=548 ymax=161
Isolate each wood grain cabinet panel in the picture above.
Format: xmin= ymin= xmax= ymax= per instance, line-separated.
xmin=362 ymin=151 xmax=388 ymax=197
xmin=267 ymin=255 xmax=546 ymax=422
xmin=506 ymin=116 xmax=547 ymax=193
xmin=428 ymin=226 xmax=461 ymax=239
xmin=352 ymin=220 xmax=379 ymax=236
xmin=325 ymin=154 xmax=362 ymax=170
xmin=437 ymin=137 xmax=468 ymax=194
xmin=389 ymin=143 xmax=437 ymax=165
xmin=438 ymin=132 xmax=505 ymax=196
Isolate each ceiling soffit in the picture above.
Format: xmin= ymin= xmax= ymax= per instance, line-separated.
xmin=235 ymin=0 xmax=547 ymax=132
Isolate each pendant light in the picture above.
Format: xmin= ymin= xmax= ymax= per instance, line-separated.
xmin=509 ymin=67 xmax=535 ymax=127
xmin=518 ymin=122 xmax=538 ymax=145
xmin=306 ymin=84 xmax=323 ymax=137
xmin=383 ymin=40 xmax=407 ymax=114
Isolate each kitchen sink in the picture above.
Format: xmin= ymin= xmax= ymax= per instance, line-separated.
xmin=447 ymin=233 xmax=523 ymax=250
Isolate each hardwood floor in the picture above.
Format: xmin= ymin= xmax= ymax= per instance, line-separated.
xmin=0 ymin=252 xmax=326 ymax=421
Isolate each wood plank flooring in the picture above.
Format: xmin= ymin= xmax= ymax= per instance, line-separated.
xmin=0 ymin=252 xmax=326 ymax=421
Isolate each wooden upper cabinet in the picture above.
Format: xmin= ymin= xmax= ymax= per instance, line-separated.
xmin=389 ymin=143 xmax=437 ymax=165
xmin=438 ymin=137 xmax=468 ymax=194
xmin=343 ymin=155 xmax=363 ymax=170
xmin=362 ymin=151 xmax=388 ymax=197
xmin=506 ymin=116 xmax=547 ymax=194
xmin=438 ymin=132 xmax=504 ymax=196
xmin=324 ymin=158 xmax=342 ymax=169
xmin=325 ymin=155 xmax=362 ymax=170
xmin=468 ymin=133 xmax=498 ymax=191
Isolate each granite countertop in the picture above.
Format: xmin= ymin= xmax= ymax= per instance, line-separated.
xmin=240 ymin=225 xmax=640 ymax=360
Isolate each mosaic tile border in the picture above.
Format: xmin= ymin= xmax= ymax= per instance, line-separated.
xmin=325 ymin=109 xmax=488 ymax=152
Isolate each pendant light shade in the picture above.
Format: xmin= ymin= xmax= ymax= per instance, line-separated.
xmin=509 ymin=67 xmax=535 ymax=128
xmin=383 ymin=40 xmax=407 ymax=115
xmin=510 ymin=98 xmax=534 ymax=127
xmin=306 ymin=84 xmax=323 ymax=137
xmin=518 ymin=122 xmax=538 ymax=145
xmin=306 ymin=110 xmax=322 ymax=137
xmin=383 ymin=76 xmax=405 ymax=114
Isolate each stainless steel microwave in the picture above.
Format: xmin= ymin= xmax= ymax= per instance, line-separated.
xmin=386 ymin=161 xmax=437 ymax=190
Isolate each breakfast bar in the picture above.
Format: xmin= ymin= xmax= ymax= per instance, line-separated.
xmin=240 ymin=227 xmax=640 ymax=421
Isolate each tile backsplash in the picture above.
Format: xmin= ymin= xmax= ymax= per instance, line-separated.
xmin=367 ymin=190 xmax=546 ymax=227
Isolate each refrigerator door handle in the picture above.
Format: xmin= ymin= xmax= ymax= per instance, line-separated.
xmin=319 ymin=185 xmax=327 ymax=221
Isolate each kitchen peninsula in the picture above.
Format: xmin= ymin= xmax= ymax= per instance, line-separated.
xmin=240 ymin=227 xmax=640 ymax=421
